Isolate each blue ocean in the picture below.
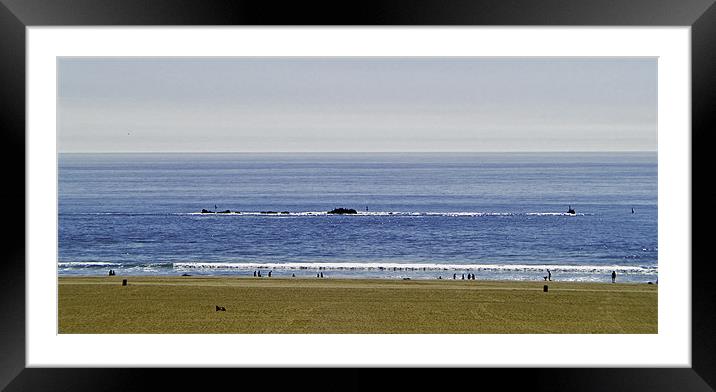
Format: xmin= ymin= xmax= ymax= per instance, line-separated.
xmin=58 ymin=152 xmax=658 ymax=282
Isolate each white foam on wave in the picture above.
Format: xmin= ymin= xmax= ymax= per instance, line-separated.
xmin=58 ymin=261 xmax=122 ymax=267
xmin=181 ymin=211 xmax=591 ymax=217
xmin=172 ymin=261 xmax=656 ymax=274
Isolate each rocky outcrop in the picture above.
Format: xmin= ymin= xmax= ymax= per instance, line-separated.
xmin=327 ymin=208 xmax=358 ymax=214
xmin=201 ymin=209 xmax=238 ymax=214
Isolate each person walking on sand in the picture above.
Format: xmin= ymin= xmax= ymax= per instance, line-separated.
xmin=453 ymin=273 xmax=456 ymax=280
xmin=612 ymin=270 xmax=617 ymax=283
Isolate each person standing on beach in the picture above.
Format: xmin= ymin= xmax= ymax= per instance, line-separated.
xmin=612 ymin=271 xmax=617 ymax=283
xmin=547 ymin=269 xmax=551 ymax=281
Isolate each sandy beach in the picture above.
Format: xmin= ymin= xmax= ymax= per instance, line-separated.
xmin=58 ymin=276 xmax=657 ymax=334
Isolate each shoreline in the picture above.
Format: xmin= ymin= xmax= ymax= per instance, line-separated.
xmin=58 ymin=273 xmax=656 ymax=284
xmin=59 ymin=276 xmax=658 ymax=334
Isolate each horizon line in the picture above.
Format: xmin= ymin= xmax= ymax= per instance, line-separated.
xmin=57 ymin=149 xmax=658 ymax=154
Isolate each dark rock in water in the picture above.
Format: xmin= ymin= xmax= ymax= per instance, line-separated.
xmin=281 ymin=211 xmax=290 ymax=214
xmin=567 ymin=205 xmax=576 ymax=214
xmin=260 ymin=211 xmax=278 ymax=214
xmin=201 ymin=209 xmax=213 ymax=213
xmin=328 ymin=208 xmax=358 ymax=214
xmin=217 ymin=210 xmax=232 ymax=214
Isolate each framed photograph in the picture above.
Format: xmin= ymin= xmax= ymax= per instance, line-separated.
xmin=4 ymin=0 xmax=715 ymax=390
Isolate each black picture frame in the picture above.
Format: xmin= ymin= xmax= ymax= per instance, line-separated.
xmin=2 ymin=0 xmax=714 ymax=390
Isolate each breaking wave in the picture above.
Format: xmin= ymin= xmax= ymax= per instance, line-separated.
xmin=172 ymin=261 xmax=656 ymax=274
xmin=181 ymin=211 xmax=591 ymax=217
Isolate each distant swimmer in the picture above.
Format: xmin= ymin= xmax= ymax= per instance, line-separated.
xmin=632 ymin=208 xmax=635 ymax=214
xmin=567 ymin=205 xmax=576 ymax=214
xmin=366 ymin=206 xmax=369 ymax=211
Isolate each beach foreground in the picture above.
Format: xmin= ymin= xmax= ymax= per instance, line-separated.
xmin=58 ymin=276 xmax=657 ymax=334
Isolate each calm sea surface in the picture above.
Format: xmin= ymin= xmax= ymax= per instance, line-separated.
xmin=58 ymin=152 xmax=657 ymax=282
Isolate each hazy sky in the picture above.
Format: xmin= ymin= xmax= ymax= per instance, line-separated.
xmin=58 ymin=57 xmax=657 ymax=152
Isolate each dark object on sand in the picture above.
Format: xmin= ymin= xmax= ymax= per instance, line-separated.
xmin=122 ymin=279 xmax=127 ymax=286
xmin=327 ymin=208 xmax=358 ymax=214
xmin=567 ymin=205 xmax=576 ymax=214
xmin=648 ymin=281 xmax=654 ymax=285
xmin=181 ymin=273 xmax=191 ymax=277
xmin=216 ymin=306 xmax=226 ymax=311
xmin=543 ymin=285 xmax=548 ymax=292
xmin=403 ymin=277 xmax=411 ymax=280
